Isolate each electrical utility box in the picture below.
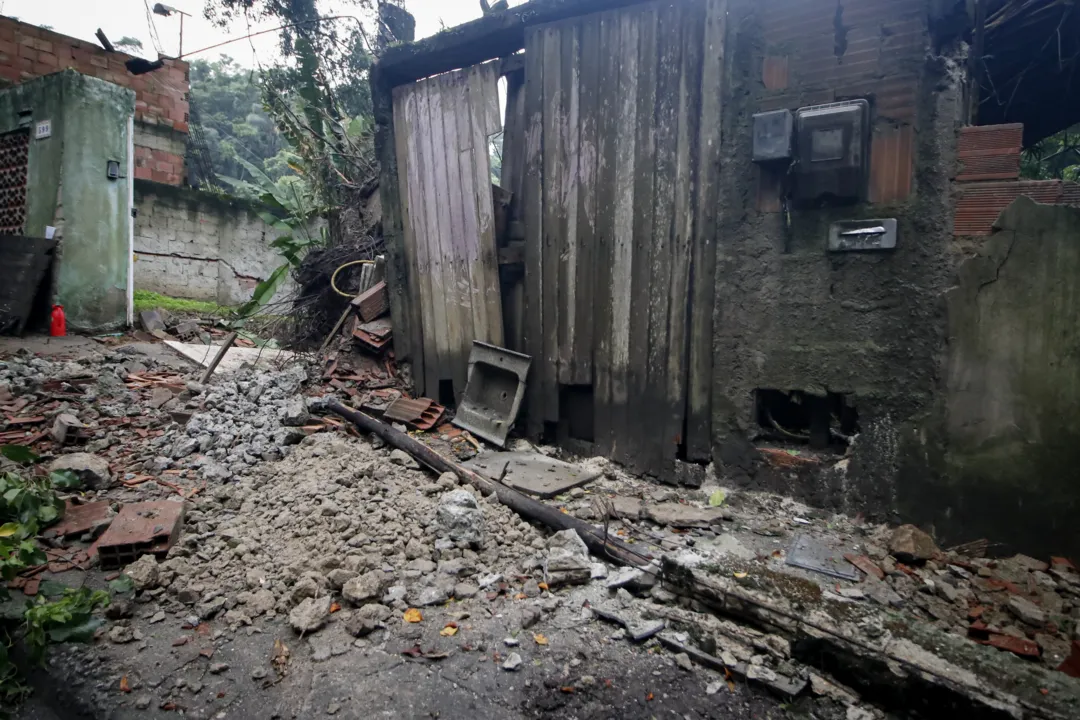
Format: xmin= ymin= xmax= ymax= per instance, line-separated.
xmin=752 ymin=109 xmax=794 ymax=162
xmin=793 ymin=100 xmax=869 ymax=204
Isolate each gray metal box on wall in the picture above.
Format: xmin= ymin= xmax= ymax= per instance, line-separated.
xmin=794 ymin=100 xmax=869 ymax=203
xmin=752 ymin=109 xmax=794 ymax=162
xmin=828 ymin=218 xmax=897 ymax=252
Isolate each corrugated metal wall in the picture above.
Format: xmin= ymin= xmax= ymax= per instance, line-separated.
xmin=522 ymin=0 xmax=726 ymax=477
xmin=392 ymin=62 xmax=504 ymax=399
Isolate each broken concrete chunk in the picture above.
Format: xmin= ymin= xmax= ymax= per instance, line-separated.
xmin=887 ymin=524 xmax=938 ymax=563
xmin=289 ymin=596 xmax=331 ymax=634
xmin=139 ymin=309 xmax=165 ymax=333
xmin=545 ymin=529 xmax=592 ymax=587
xmin=673 ymin=652 xmax=694 ymax=671
xmin=342 ymin=571 xmax=391 ymax=606
xmin=48 ymin=452 xmax=111 ymax=489
xmin=436 ymin=489 xmax=484 ymax=546
xmin=644 ymin=502 xmax=725 ymax=528
xmin=389 ymin=448 xmax=420 ymax=469
xmin=123 ymin=554 xmax=159 ymax=591
xmin=148 ymin=386 xmax=174 ymax=409
xmin=1006 ymin=596 xmax=1047 ymax=627
xmin=282 ymin=396 xmax=311 ymax=427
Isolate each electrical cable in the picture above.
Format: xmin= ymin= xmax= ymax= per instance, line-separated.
xmin=330 ymin=259 xmax=375 ymax=297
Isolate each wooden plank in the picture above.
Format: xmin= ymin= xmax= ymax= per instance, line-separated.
xmin=404 ymin=84 xmax=441 ymax=398
xmin=522 ymin=29 xmax=546 ymax=438
xmin=431 ymin=75 xmax=467 ymax=394
xmin=540 ymin=25 xmax=563 ymax=423
xmin=440 ymin=71 xmax=472 ymax=399
xmin=380 ymin=77 xmax=415 ymax=380
xmin=469 ymin=62 xmax=505 ymax=347
xmin=501 ymin=69 xmax=527 ymax=220
xmin=572 ymin=13 xmax=600 ymax=387
xmin=454 ymin=70 xmax=488 ymax=371
xmin=663 ymin=0 xmax=706 ymax=466
xmin=643 ymin=0 xmax=683 ymax=476
xmin=417 ymin=80 xmax=452 ymax=393
xmin=626 ymin=2 xmax=659 ymax=473
xmin=686 ymin=0 xmax=726 ymax=461
xmin=390 ymin=83 xmax=424 ymax=390
xmin=609 ymin=9 xmax=639 ymax=466
xmin=592 ymin=10 xmax=621 ymax=457
xmin=556 ymin=23 xmax=581 ymax=386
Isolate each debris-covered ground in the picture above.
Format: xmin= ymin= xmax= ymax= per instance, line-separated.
xmin=2 ymin=334 xmax=1079 ymax=719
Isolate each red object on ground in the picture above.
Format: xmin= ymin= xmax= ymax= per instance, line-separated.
xmin=49 ymin=304 xmax=66 ymax=336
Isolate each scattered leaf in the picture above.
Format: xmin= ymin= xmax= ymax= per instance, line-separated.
xmin=646 ymin=692 xmax=655 ymax=701
xmin=119 ymin=675 xmax=131 ymax=693
xmin=49 ymin=469 xmax=82 ymax=490
xmin=440 ymin=625 xmax=458 ymax=637
xmin=329 ymin=602 xmax=341 ymax=614
xmin=1040 ymin=688 xmax=1050 ymax=696
xmin=604 ymin=678 xmax=613 ymax=688
xmin=559 ymin=686 xmax=575 ymax=694
xmin=733 ymin=572 xmax=748 ymax=579
xmin=513 ymin=592 xmax=527 ymax=600
xmin=708 ymin=489 xmax=726 ymax=507
xmin=0 ymin=522 xmax=19 ymax=538
xmin=217 ymin=691 xmax=226 ymax=699
xmin=537 ymin=582 xmax=549 ymax=591
xmin=404 ymin=608 xmax=423 ymax=623
xmin=559 ymin=507 xmax=568 ymax=514
xmin=402 ymin=645 xmax=424 ymax=658
xmin=533 ymin=633 xmax=548 ymax=646
xmin=1 ymin=444 xmax=39 ymax=464
xmin=272 ymin=638 xmax=291 ymax=677
xmin=727 ymin=679 xmax=736 ymax=693
xmin=109 ymin=574 xmax=135 ymax=594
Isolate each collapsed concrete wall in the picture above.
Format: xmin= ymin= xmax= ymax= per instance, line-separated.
xmin=930 ymin=197 xmax=1080 ymax=558
xmin=133 ymin=180 xmax=301 ymax=306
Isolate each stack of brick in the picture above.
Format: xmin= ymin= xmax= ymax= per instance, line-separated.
xmin=953 ymin=123 xmax=1080 ymax=236
xmin=0 ymin=16 xmax=189 ymax=185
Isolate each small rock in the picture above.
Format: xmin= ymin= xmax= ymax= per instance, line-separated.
xmin=590 ymin=563 xmax=608 ymax=580
xmin=123 ymin=554 xmax=160 ymax=591
xmin=251 ymin=667 xmax=268 ymax=681
xmin=453 ymin=582 xmax=478 ymax=599
xmin=282 ymin=397 xmax=311 ymax=426
xmin=289 ymin=597 xmax=331 ymax=634
xmin=521 ymin=606 xmax=542 ymax=630
xmin=673 ymin=652 xmax=693 ymax=671
xmin=1006 ymin=596 xmax=1047 ymax=626
xmin=389 ymin=449 xmax=420 ymax=469
xmin=887 ymin=524 xmax=938 ymax=563
xmin=108 ymin=625 xmax=135 ymax=644
xmin=343 ymin=571 xmax=390 ymax=606
xmin=327 ymin=569 xmax=356 ymax=590
xmin=106 ymin=599 xmax=134 ymax=620
xmin=197 ymin=597 xmax=226 ymax=620
xmin=48 ymin=452 xmax=111 ymax=488
xmin=135 ymin=696 xmax=152 ymax=710
xmin=706 ymin=681 xmax=723 ymax=695
xmin=504 ymin=637 xmax=520 ymax=647
xmin=436 ymin=489 xmax=484 ymax=546
xmin=208 ymin=662 xmax=229 ymax=674
xmin=502 ymin=652 xmax=523 ymax=671
xmin=327 ymin=701 xmax=341 ymax=716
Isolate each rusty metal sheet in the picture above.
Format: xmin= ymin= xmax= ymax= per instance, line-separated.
xmin=95 ymin=501 xmax=185 ymax=570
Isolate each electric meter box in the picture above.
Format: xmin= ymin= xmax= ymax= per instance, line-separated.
xmin=793 ymin=100 xmax=869 ymax=203
xmin=752 ymin=109 xmax=794 ymax=162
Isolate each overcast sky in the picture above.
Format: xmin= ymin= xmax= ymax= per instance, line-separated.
xmin=1 ymin=0 xmax=498 ymax=66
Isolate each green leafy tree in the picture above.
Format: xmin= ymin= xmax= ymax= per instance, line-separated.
xmin=1021 ymin=124 xmax=1080 ymax=182
xmin=114 ymin=36 xmax=144 ymax=52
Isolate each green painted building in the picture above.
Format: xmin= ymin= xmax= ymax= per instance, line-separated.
xmin=0 ymin=69 xmax=134 ymax=331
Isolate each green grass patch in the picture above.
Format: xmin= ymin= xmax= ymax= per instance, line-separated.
xmin=133 ymin=290 xmax=232 ymax=317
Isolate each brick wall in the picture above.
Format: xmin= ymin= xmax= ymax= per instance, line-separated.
xmin=133 ymin=181 xmax=302 ymax=306
xmin=0 ymin=16 xmax=188 ymax=185
xmin=754 ymin=0 xmax=926 ymax=207
xmin=952 ymin=124 xmax=1080 ymax=235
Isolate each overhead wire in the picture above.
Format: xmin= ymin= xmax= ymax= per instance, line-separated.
xmin=142 ymin=0 xmax=164 ymax=55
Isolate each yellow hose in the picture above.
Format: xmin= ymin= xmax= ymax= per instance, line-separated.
xmin=330 ymin=259 xmax=376 ymax=298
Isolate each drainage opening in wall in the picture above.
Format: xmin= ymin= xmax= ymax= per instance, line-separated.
xmin=754 ymin=389 xmax=858 ymax=451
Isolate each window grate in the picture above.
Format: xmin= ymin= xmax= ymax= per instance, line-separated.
xmin=0 ymin=130 xmax=30 ymax=235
